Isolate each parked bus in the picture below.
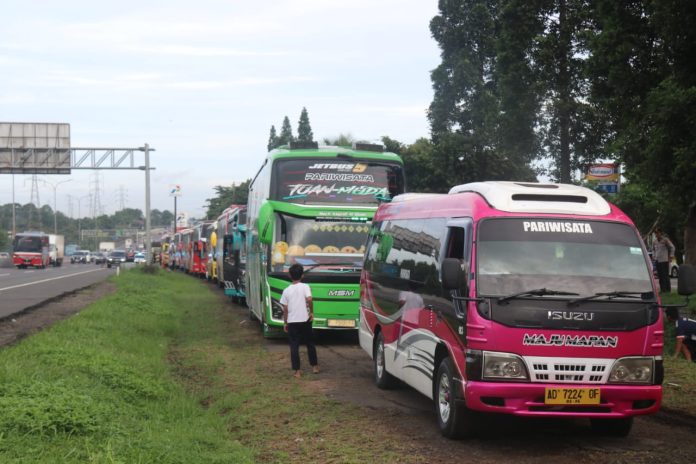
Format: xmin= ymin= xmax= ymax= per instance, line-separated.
xmin=215 ymin=205 xmax=247 ymax=302
xmin=359 ymin=181 xmax=693 ymax=438
xmin=191 ymin=221 xmax=214 ymax=277
xmin=180 ymin=228 xmax=194 ymax=272
xmin=12 ymin=232 xmax=50 ymax=269
xmin=246 ymin=141 xmax=405 ymax=337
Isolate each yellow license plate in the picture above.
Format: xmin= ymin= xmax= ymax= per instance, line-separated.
xmin=544 ymin=387 xmax=600 ymax=405
xmin=327 ymin=319 xmax=356 ymax=328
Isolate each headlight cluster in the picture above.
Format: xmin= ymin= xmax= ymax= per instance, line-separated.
xmin=609 ymin=357 xmax=654 ymax=384
xmin=271 ymin=299 xmax=284 ymax=320
xmin=482 ymin=352 xmax=529 ymax=381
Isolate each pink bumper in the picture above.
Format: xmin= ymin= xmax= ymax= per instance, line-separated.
xmin=464 ymin=382 xmax=661 ymax=418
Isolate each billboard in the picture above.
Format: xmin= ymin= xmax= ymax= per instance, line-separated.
xmin=169 ymin=184 xmax=182 ymax=197
xmin=585 ymin=162 xmax=620 ymax=194
xmin=0 ymin=122 xmax=71 ymax=174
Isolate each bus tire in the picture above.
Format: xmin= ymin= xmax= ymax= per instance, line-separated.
xmin=435 ymin=357 xmax=476 ymax=439
xmin=374 ymin=332 xmax=396 ymax=389
xmin=590 ymin=417 xmax=633 ymax=437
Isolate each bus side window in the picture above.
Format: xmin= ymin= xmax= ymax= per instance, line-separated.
xmin=446 ymin=227 xmax=465 ymax=259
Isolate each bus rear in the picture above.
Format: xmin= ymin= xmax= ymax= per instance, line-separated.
xmin=12 ymin=233 xmax=50 ymax=269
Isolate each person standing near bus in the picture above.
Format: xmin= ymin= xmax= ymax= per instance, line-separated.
xmin=281 ymin=264 xmax=320 ymax=378
xmin=653 ymin=228 xmax=675 ymax=293
xmin=665 ymin=308 xmax=696 ymax=361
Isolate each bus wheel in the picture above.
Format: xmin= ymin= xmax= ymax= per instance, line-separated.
xmin=590 ymin=417 xmax=633 ymax=437
xmin=435 ymin=357 xmax=476 ymax=439
xmin=373 ymin=332 xmax=396 ymax=389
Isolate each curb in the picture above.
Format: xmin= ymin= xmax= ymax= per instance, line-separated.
xmin=0 ymin=281 xmax=103 ymax=324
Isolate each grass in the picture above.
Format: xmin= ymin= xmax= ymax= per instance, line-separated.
xmin=658 ymin=291 xmax=696 ymax=415
xmin=0 ymin=268 xmax=420 ymax=463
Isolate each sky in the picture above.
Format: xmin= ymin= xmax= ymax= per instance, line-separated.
xmin=0 ymin=0 xmax=441 ymax=221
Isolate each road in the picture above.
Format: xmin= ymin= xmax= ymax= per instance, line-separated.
xmin=0 ymin=262 xmax=116 ymax=319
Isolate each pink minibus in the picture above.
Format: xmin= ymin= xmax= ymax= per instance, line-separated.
xmin=359 ymin=181 xmax=694 ymax=438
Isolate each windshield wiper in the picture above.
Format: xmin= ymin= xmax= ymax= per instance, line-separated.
xmin=567 ymin=291 xmax=654 ymax=307
xmin=498 ymin=288 xmax=579 ymax=304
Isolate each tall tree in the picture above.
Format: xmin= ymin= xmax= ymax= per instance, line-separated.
xmin=589 ymin=0 xmax=696 ymax=263
xmin=277 ymin=116 xmax=294 ymax=146
xmin=429 ymin=0 xmax=538 ymax=184
xmin=296 ymin=107 xmax=314 ymax=143
xmin=267 ymin=125 xmax=279 ymax=152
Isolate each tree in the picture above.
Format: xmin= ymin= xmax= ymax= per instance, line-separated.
xmin=428 ymin=0 xmax=538 ymax=185
xmin=322 ymin=133 xmax=354 ymax=146
xmin=267 ymin=125 xmax=279 ymax=152
xmin=296 ymin=107 xmax=314 ymax=143
xmin=588 ymin=0 xmax=696 ymax=264
xmin=277 ymin=116 xmax=294 ymax=146
xmin=205 ymin=180 xmax=251 ymax=219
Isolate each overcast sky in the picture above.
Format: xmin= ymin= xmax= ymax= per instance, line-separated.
xmin=0 ymin=0 xmax=440 ymax=221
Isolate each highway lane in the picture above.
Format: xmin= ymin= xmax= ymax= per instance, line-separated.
xmin=0 ymin=262 xmax=117 ymax=319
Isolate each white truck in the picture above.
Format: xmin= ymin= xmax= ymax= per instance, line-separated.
xmin=99 ymin=241 xmax=116 ymax=252
xmin=48 ymin=234 xmax=65 ymax=267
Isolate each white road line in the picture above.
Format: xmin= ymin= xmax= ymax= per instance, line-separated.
xmin=24 ymin=270 xmax=35 ymax=273
xmin=0 ymin=273 xmax=10 ymax=277
xmin=0 ymin=268 xmax=110 ymax=292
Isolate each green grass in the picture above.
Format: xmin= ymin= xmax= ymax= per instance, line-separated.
xmin=0 ymin=268 xmax=254 ymax=463
xmin=659 ymin=291 xmax=696 ymax=415
xmin=0 ymin=268 xmax=415 ymax=464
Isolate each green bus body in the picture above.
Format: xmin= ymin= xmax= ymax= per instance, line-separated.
xmin=245 ymin=145 xmax=405 ymax=337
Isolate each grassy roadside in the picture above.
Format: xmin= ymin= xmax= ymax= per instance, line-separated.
xmin=658 ymin=292 xmax=696 ymax=415
xmin=0 ymin=268 xmax=419 ymax=463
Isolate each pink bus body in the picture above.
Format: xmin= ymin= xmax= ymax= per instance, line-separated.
xmin=359 ymin=182 xmax=662 ymax=438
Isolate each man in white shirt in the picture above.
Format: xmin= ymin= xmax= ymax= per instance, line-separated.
xmin=280 ymin=264 xmax=319 ymax=378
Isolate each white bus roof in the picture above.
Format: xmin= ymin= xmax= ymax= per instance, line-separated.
xmin=448 ymin=181 xmax=611 ymax=216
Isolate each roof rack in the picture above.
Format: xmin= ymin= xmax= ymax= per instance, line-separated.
xmin=352 ymin=141 xmax=385 ymax=152
xmin=448 ymin=181 xmax=611 ymax=215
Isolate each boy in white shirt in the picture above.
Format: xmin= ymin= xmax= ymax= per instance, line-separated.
xmin=280 ymin=264 xmax=319 ymax=378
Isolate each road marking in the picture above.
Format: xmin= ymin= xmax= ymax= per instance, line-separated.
xmin=24 ymin=270 xmax=35 ymax=273
xmin=0 ymin=273 xmax=10 ymax=277
xmin=0 ymin=268 xmax=110 ymax=292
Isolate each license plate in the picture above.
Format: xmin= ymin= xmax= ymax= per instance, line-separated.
xmin=327 ymin=319 xmax=356 ymax=328
xmin=544 ymin=387 xmax=600 ymax=405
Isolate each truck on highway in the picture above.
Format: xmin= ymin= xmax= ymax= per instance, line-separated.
xmin=12 ymin=232 xmax=50 ymax=269
xmin=48 ymin=234 xmax=65 ymax=267
xmin=99 ymin=241 xmax=116 ymax=252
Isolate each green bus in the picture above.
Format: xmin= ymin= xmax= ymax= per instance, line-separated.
xmin=245 ymin=141 xmax=405 ymax=337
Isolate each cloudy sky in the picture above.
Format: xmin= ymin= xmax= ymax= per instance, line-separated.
xmin=0 ymin=0 xmax=440 ymax=220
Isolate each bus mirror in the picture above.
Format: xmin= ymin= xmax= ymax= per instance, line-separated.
xmin=258 ymin=203 xmax=274 ymax=245
xmin=677 ymin=264 xmax=696 ymax=296
xmin=442 ymin=258 xmax=466 ymax=291
xmin=375 ymin=193 xmax=392 ymax=203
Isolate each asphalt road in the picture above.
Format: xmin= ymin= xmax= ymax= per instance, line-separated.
xmin=0 ymin=262 xmax=116 ymax=319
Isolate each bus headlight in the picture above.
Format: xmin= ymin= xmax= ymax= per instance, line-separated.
xmin=271 ymin=299 xmax=284 ymax=321
xmin=482 ymin=352 xmax=529 ymax=381
xmin=608 ymin=357 xmax=653 ymax=384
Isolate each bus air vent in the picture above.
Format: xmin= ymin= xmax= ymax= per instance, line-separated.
xmin=289 ymin=141 xmax=319 ymax=150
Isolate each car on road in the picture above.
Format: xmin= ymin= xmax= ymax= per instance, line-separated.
xmin=93 ymin=252 xmax=108 ymax=265
xmin=133 ymin=252 xmax=147 ymax=264
xmin=106 ymin=250 xmax=127 ymax=268
xmin=70 ymin=250 xmax=91 ymax=264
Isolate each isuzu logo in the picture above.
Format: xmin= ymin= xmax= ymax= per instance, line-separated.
xmin=547 ymin=310 xmax=595 ymax=321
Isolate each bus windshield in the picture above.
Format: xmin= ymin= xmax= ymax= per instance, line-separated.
xmin=271 ymin=158 xmax=404 ymax=205
xmin=13 ymin=236 xmax=45 ymax=253
xmin=476 ymin=218 xmax=653 ymax=297
xmin=270 ymin=214 xmax=370 ymax=273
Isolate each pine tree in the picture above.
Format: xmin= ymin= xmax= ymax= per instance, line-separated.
xmin=267 ymin=125 xmax=278 ymax=152
xmin=296 ymin=107 xmax=314 ymax=143
xmin=278 ymin=116 xmax=294 ymax=146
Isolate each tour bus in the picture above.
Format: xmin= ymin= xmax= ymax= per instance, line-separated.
xmin=246 ymin=141 xmax=405 ymax=337
xmin=191 ymin=221 xmax=214 ymax=277
xmin=215 ymin=205 xmax=247 ymax=302
xmin=170 ymin=232 xmax=181 ymax=269
xmin=205 ymin=223 xmax=217 ymax=280
xmin=12 ymin=232 xmax=50 ymax=269
xmin=180 ymin=228 xmax=194 ymax=272
xmin=359 ymin=181 xmax=694 ymax=438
